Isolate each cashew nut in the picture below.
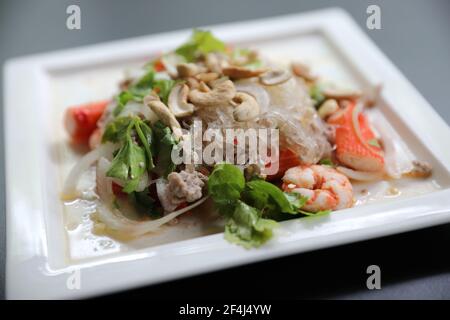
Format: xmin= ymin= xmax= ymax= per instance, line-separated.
xmin=188 ymin=79 xmax=236 ymax=107
xmin=322 ymin=87 xmax=362 ymax=100
xmin=196 ymin=72 xmax=219 ymax=83
xmin=185 ymin=77 xmax=200 ymax=90
xmin=176 ymin=63 xmax=205 ymax=78
xmin=198 ymin=81 xmax=210 ymax=93
xmin=144 ymin=96 xmax=182 ymax=138
xmin=318 ymin=99 xmax=339 ymax=119
xmin=291 ymin=62 xmax=317 ymax=81
xmin=232 ymin=92 xmax=260 ymax=122
xmin=168 ymin=83 xmax=195 ymax=117
xmin=204 ymin=52 xmax=228 ymax=73
xmin=222 ymin=66 xmax=267 ymax=79
xmin=259 ymin=69 xmax=291 ymax=85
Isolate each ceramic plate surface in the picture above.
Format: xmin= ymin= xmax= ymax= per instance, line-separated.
xmin=5 ymin=8 xmax=450 ymax=299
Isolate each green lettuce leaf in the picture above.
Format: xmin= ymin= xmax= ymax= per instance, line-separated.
xmin=208 ymin=163 xmax=245 ymax=209
xmin=299 ymin=209 xmax=331 ymax=217
xmin=283 ymin=192 xmax=309 ymax=212
xmin=224 ymin=200 xmax=278 ymax=249
xmin=175 ymin=30 xmax=226 ymax=62
xmin=243 ymin=180 xmax=297 ymax=216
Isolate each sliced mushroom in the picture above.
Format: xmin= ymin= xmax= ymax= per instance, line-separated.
xmin=176 ymin=63 xmax=205 ymax=78
xmin=232 ymin=92 xmax=260 ymax=122
xmin=144 ymin=96 xmax=182 ymax=138
xmin=322 ymin=87 xmax=362 ymax=100
xmin=291 ymin=62 xmax=317 ymax=81
xmin=188 ymin=79 xmax=236 ymax=107
xmin=168 ymin=84 xmax=195 ymax=117
xmin=259 ymin=69 xmax=291 ymax=86
xmin=222 ymin=66 xmax=267 ymax=79
xmin=318 ymin=99 xmax=339 ymax=119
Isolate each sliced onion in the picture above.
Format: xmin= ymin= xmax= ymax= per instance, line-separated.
xmin=95 ymin=158 xmax=208 ymax=236
xmin=371 ymin=117 xmax=414 ymax=179
xmin=337 ymin=166 xmax=383 ymax=181
xmin=95 ymin=198 xmax=208 ymax=237
xmin=62 ymin=143 xmax=116 ymax=200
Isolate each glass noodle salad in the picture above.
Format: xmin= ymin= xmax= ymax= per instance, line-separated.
xmin=63 ymin=30 xmax=432 ymax=248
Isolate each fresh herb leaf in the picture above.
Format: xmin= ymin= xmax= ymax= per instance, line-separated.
xmin=208 ymin=163 xmax=245 ymax=209
xmin=319 ymin=158 xmax=335 ymax=167
xmin=106 ymin=134 xmax=147 ymax=194
xmin=152 ymin=121 xmax=178 ymax=177
xmin=299 ymin=209 xmax=331 ymax=217
xmin=113 ymin=68 xmax=176 ymax=115
xmin=175 ymin=30 xmax=226 ymax=62
xmin=243 ymin=180 xmax=297 ymax=216
xmin=310 ymin=84 xmax=325 ymax=108
xmin=102 ymin=116 xmax=134 ymax=143
xmin=153 ymin=79 xmax=177 ymax=104
xmin=103 ymin=117 xmax=155 ymax=193
xmin=129 ymin=68 xmax=156 ymax=97
xmin=224 ymin=200 xmax=278 ymax=249
xmin=114 ymin=91 xmax=136 ymax=116
xmin=128 ymin=188 xmax=162 ymax=218
xmin=283 ymin=192 xmax=309 ymax=211
xmin=134 ymin=121 xmax=155 ymax=170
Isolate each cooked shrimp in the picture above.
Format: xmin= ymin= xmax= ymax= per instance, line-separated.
xmin=282 ymin=165 xmax=353 ymax=212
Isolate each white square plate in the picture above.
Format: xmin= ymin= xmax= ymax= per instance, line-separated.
xmin=5 ymin=8 xmax=450 ymax=299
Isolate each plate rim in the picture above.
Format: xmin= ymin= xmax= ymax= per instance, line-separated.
xmin=5 ymin=7 xmax=450 ymax=299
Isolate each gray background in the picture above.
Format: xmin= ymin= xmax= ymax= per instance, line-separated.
xmin=1 ymin=0 xmax=450 ymax=299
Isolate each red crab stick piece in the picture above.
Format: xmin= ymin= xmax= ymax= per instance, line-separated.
xmin=266 ymin=148 xmax=302 ymax=181
xmin=327 ymin=101 xmax=384 ymax=172
xmin=64 ymin=100 xmax=109 ymax=145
